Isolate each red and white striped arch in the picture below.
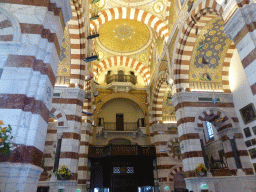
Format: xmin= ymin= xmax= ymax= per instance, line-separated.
xmin=168 ymin=165 xmax=183 ymax=182
xmin=93 ymin=56 xmax=150 ymax=84
xmin=149 ymin=32 xmax=158 ymax=63
xmin=196 ymin=109 xmax=235 ymax=132
xmin=151 ymin=72 xmax=168 ymax=124
xmin=90 ymin=7 xmax=169 ymax=42
xmin=50 ymin=107 xmax=67 ymax=127
xmin=173 ymin=0 xmax=236 ymax=93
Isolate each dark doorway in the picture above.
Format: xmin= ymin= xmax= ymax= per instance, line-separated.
xmin=173 ymin=171 xmax=186 ymax=192
xmin=37 ymin=186 xmax=49 ymax=192
xmin=116 ymin=114 xmax=124 ymax=131
xmin=118 ymin=70 xmax=124 ymax=82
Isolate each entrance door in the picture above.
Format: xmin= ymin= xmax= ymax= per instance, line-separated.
xmin=112 ymin=178 xmax=137 ymax=192
xmin=116 ymin=114 xmax=124 ymax=131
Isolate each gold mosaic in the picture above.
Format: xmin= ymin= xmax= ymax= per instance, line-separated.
xmin=99 ymin=19 xmax=150 ymax=53
xmin=189 ymin=17 xmax=232 ymax=84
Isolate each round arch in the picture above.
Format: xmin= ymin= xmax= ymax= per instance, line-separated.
xmin=195 ymin=108 xmax=237 ymax=133
xmin=90 ymin=7 xmax=169 ymax=42
xmin=171 ymin=0 xmax=236 ymax=93
xmin=0 ymin=7 xmax=21 ymax=42
xmin=93 ymin=56 xmax=150 ymax=84
xmin=94 ymin=93 xmax=148 ymax=122
xmin=151 ymin=71 xmax=168 ymax=124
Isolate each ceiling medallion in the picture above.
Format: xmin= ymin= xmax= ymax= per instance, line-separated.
xmin=116 ymin=25 xmax=132 ymax=39
xmin=97 ymin=19 xmax=153 ymax=56
xmin=153 ymin=1 xmax=165 ymax=14
xmin=140 ymin=53 xmax=147 ymax=62
xmin=95 ymin=0 xmax=105 ymax=8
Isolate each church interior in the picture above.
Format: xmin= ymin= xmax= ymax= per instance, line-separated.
xmin=0 ymin=0 xmax=256 ymax=191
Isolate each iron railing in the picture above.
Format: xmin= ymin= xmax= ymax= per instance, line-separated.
xmin=88 ymin=145 xmax=156 ymax=158
xmin=106 ymin=74 xmax=137 ymax=85
xmin=104 ymin=122 xmax=138 ymax=131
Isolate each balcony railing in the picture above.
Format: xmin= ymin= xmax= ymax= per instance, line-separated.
xmin=162 ymin=115 xmax=177 ymax=123
xmin=106 ymin=74 xmax=137 ymax=85
xmin=104 ymin=122 xmax=138 ymax=131
xmin=88 ymin=145 xmax=156 ymax=158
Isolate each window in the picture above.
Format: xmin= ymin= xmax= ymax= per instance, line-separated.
xmin=113 ymin=167 xmax=134 ymax=174
xmin=206 ymin=121 xmax=214 ymax=139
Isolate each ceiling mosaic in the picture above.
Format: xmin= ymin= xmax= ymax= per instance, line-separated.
xmin=92 ymin=0 xmax=169 ymax=21
xmin=97 ymin=19 xmax=152 ymax=55
xmin=189 ymin=17 xmax=232 ymax=89
xmin=162 ymin=87 xmax=175 ymax=117
xmin=56 ymin=26 xmax=70 ymax=85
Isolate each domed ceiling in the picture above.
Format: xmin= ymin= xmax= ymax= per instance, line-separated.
xmin=97 ymin=19 xmax=152 ymax=55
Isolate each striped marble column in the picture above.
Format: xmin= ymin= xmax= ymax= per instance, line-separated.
xmin=221 ymin=135 xmax=238 ymax=175
xmin=152 ymin=123 xmax=181 ymax=190
xmin=39 ymin=120 xmax=58 ymax=182
xmin=51 ymin=87 xmax=85 ymax=186
xmin=233 ymin=133 xmax=253 ymax=174
xmin=0 ymin=1 xmax=71 ymax=191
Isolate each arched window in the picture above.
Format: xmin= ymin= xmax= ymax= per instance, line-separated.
xmin=206 ymin=121 xmax=214 ymax=139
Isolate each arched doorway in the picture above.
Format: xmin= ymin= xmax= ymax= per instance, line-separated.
xmin=118 ymin=70 xmax=124 ymax=82
xmin=173 ymin=171 xmax=186 ymax=192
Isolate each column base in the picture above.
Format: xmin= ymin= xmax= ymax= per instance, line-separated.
xmin=38 ymin=180 xmax=78 ymax=192
xmin=0 ymin=162 xmax=43 ymax=192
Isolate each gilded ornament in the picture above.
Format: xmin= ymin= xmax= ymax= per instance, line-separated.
xmin=140 ymin=53 xmax=147 ymax=62
xmin=153 ymin=1 xmax=165 ymax=14
xmin=206 ymin=51 xmax=212 ymax=57
xmin=215 ymin=44 xmax=221 ymax=50
xmin=212 ymin=37 xmax=218 ymax=43
xmin=210 ymin=58 xmax=216 ymax=64
xmin=95 ymin=0 xmax=105 ymax=8
xmin=209 ymin=30 xmax=216 ymax=36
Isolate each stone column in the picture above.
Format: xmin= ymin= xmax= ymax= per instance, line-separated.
xmin=223 ymin=3 xmax=256 ymax=98
xmin=221 ymin=135 xmax=238 ymax=174
xmin=152 ymin=123 xmax=182 ymax=191
xmin=52 ymin=87 xmax=85 ymax=191
xmin=0 ymin=1 xmax=71 ymax=191
xmin=234 ymin=133 xmax=254 ymax=174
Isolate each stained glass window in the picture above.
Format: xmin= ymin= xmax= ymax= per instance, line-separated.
xmin=206 ymin=121 xmax=214 ymax=139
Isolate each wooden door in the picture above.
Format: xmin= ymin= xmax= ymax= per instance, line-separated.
xmin=116 ymin=114 xmax=124 ymax=131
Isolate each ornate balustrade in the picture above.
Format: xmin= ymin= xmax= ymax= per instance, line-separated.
xmin=106 ymin=74 xmax=137 ymax=85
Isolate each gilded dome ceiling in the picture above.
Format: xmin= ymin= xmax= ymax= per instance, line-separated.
xmin=109 ymin=0 xmax=157 ymax=6
xmin=97 ymin=19 xmax=152 ymax=55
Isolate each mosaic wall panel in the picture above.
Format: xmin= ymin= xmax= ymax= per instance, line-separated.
xmin=189 ymin=17 xmax=232 ymax=90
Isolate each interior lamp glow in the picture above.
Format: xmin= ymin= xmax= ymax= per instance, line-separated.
xmin=168 ymin=78 xmax=173 ymax=85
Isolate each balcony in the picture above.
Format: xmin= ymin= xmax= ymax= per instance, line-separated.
xmin=88 ymin=145 xmax=156 ymax=158
xmin=106 ymin=74 xmax=137 ymax=85
xmin=104 ymin=122 xmax=138 ymax=131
